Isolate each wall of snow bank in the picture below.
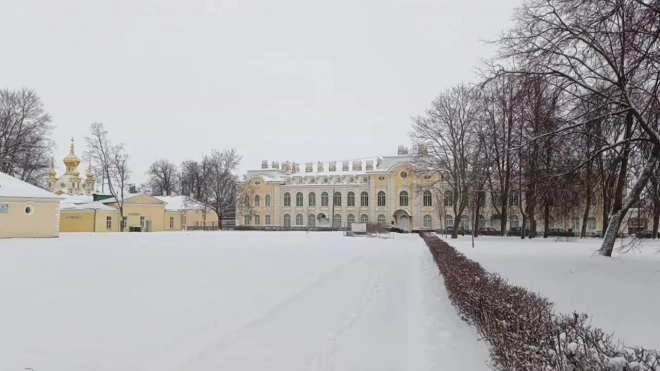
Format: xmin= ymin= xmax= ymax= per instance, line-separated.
xmin=420 ymin=233 xmax=659 ymax=371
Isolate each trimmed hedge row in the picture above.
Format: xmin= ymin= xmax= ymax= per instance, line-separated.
xmin=420 ymin=232 xmax=659 ymax=371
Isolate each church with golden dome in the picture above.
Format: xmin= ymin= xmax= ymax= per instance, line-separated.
xmin=47 ymin=138 xmax=97 ymax=196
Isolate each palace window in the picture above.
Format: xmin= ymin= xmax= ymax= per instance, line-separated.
xmin=361 ymin=191 xmax=368 ymax=207
xmin=265 ymin=195 xmax=271 ymax=207
xmin=347 ymin=192 xmax=355 ymax=207
xmin=321 ymin=192 xmax=329 ymax=206
xmin=423 ymin=191 xmax=432 ymax=207
xmin=309 ymin=192 xmax=316 ymax=207
xmin=283 ymin=192 xmax=291 ymax=207
xmin=377 ymin=191 xmax=386 ymax=206
xmin=296 ymin=192 xmax=303 ymax=207
xmin=254 ymin=195 xmax=260 ymax=207
xmin=378 ymin=214 xmax=386 ymax=224
xmin=423 ymin=215 xmax=432 ymax=229
xmin=360 ymin=214 xmax=369 ymax=223
xmin=399 ymin=191 xmax=409 ymax=207
xmin=334 ymin=192 xmax=342 ymax=207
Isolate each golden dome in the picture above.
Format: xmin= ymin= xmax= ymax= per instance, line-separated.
xmin=63 ymin=137 xmax=81 ymax=177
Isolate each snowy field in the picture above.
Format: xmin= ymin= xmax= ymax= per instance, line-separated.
xmin=0 ymin=232 xmax=488 ymax=371
xmin=443 ymin=235 xmax=660 ymax=349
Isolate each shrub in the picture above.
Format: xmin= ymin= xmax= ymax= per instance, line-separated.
xmin=420 ymin=232 xmax=659 ymax=370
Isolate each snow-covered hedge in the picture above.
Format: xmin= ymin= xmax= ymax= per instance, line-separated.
xmin=420 ymin=233 xmax=659 ymax=371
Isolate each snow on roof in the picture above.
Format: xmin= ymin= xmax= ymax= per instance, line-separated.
xmin=0 ymin=171 xmax=61 ymax=200
xmin=59 ymin=194 xmax=94 ymax=205
xmin=60 ymin=201 xmax=118 ymax=212
xmin=247 ymin=155 xmax=412 ymax=179
xmin=155 ymin=196 xmax=205 ymax=211
xmin=100 ymin=193 xmax=166 ymax=205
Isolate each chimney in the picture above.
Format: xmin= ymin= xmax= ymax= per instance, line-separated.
xmin=292 ymin=162 xmax=300 ymax=173
xmin=305 ymin=162 xmax=313 ymax=172
xmin=272 ymin=161 xmax=280 ymax=169
xmin=352 ymin=160 xmax=362 ymax=171
xmin=261 ymin=160 xmax=268 ymax=169
xmin=366 ymin=160 xmax=373 ymax=170
xmin=329 ymin=161 xmax=336 ymax=172
xmin=283 ymin=161 xmax=291 ymax=172
xmin=317 ymin=162 xmax=324 ymax=172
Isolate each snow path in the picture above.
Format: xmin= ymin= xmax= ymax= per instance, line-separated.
xmin=177 ymin=238 xmax=488 ymax=371
xmin=0 ymin=232 xmax=489 ymax=371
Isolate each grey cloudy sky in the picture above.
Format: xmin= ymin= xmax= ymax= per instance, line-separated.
xmin=1 ymin=0 xmax=520 ymax=183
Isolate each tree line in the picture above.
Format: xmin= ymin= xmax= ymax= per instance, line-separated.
xmin=410 ymin=0 xmax=660 ymax=256
xmin=0 ymin=91 xmax=240 ymax=229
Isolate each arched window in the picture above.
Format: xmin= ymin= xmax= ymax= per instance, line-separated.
xmin=318 ymin=213 xmax=327 ymax=222
xmin=283 ymin=192 xmax=291 ymax=207
xmin=444 ymin=191 xmax=453 ymax=207
xmin=309 ymin=192 xmax=316 ymax=207
xmin=333 ymin=214 xmax=342 ymax=228
xmin=423 ymin=215 xmax=432 ymax=229
xmin=347 ymin=214 xmax=355 ymax=226
xmin=361 ymin=192 xmax=369 ymax=207
xmin=423 ymin=191 xmax=432 ymax=207
xmin=548 ymin=216 xmax=555 ymax=229
xmin=460 ymin=215 xmax=470 ymax=230
xmin=244 ymin=215 xmax=251 ymax=225
xmin=377 ymin=191 xmax=386 ymax=206
xmin=478 ymin=215 xmax=486 ymax=229
xmin=378 ymin=214 xmax=386 ymax=224
xmin=334 ymin=192 xmax=342 ymax=207
xmin=347 ymin=192 xmax=355 ymax=207
xmin=296 ymin=192 xmax=303 ymax=207
xmin=254 ymin=195 xmax=260 ymax=207
xmin=244 ymin=195 xmax=250 ymax=206
xmin=308 ymin=214 xmax=316 ymax=227
xmin=361 ymin=214 xmax=369 ymax=223
xmin=254 ymin=215 xmax=261 ymax=225
xmin=265 ymin=215 xmax=271 ymax=225
xmin=510 ymin=215 xmax=520 ymax=228
xmin=265 ymin=195 xmax=271 ymax=207
xmin=296 ymin=214 xmax=303 ymax=225
xmin=399 ymin=191 xmax=409 ymax=207
xmin=283 ymin=214 xmax=291 ymax=228
xmin=321 ymin=192 xmax=329 ymax=207
xmin=445 ymin=215 xmax=454 ymax=228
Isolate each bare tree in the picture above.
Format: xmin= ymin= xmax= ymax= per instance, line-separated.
xmin=412 ymin=83 xmax=482 ymax=238
xmin=493 ymin=0 xmax=660 ymax=255
xmin=85 ymin=123 xmax=131 ymax=230
xmin=0 ymin=88 xmax=54 ymax=187
xmin=205 ymin=149 xmax=241 ymax=229
xmin=145 ymin=159 xmax=179 ymax=196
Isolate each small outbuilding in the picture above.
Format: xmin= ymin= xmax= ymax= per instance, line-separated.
xmin=0 ymin=171 xmax=62 ymax=239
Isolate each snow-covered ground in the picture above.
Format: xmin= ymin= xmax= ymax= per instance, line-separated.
xmin=0 ymin=232 xmax=488 ymax=371
xmin=442 ymin=235 xmax=660 ymax=349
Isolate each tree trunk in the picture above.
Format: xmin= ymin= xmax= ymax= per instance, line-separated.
xmin=601 ymin=144 xmax=660 ymax=256
xmin=543 ymin=204 xmax=550 ymax=238
xmin=581 ymin=191 xmax=591 ymax=238
xmin=473 ymin=200 xmax=481 ymax=238
xmin=653 ymin=200 xmax=660 ymax=239
xmin=521 ymin=214 xmax=527 ymax=240
xmin=500 ymin=203 xmax=508 ymax=237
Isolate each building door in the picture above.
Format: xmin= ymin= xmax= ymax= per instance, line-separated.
xmin=399 ymin=215 xmax=410 ymax=231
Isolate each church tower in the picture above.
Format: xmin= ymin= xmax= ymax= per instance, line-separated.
xmin=47 ymin=138 xmax=96 ymax=196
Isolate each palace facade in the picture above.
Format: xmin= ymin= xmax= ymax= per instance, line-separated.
xmin=236 ymin=146 xmax=607 ymax=233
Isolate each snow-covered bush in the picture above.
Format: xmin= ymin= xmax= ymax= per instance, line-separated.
xmin=420 ymin=233 xmax=659 ymax=371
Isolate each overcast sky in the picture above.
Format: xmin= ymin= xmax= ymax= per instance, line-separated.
xmin=1 ymin=0 xmax=520 ymax=183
